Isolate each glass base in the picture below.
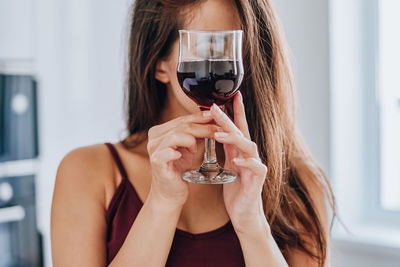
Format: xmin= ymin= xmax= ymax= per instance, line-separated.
xmin=181 ymin=168 xmax=238 ymax=184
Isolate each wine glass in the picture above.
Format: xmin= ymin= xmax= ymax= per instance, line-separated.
xmin=177 ymin=30 xmax=244 ymax=184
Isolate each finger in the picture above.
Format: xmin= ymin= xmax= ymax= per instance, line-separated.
xmin=158 ymin=131 xmax=198 ymax=153
xmin=150 ymin=147 xmax=182 ymax=166
xmin=233 ymin=91 xmax=251 ymax=139
xmin=214 ymin=131 xmax=259 ymax=158
xmin=148 ymin=123 xmax=220 ymax=154
xmin=210 ymin=103 xmax=241 ymax=135
xmin=148 ymin=110 xmax=214 ymax=139
xmin=182 ymin=123 xmax=221 ymax=140
xmin=232 ymin=157 xmax=268 ymax=179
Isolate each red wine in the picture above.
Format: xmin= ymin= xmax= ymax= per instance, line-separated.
xmin=177 ymin=60 xmax=243 ymax=109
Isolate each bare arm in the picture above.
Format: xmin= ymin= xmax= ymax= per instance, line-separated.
xmin=210 ymin=94 xmax=333 ymax=267
xmin=112 ymin=111 xmax=219 ymax=265
xmin=233 ymin=189 xmax=332 ymax=267
xmin=51 ymin=111 xmax=219 ymax=266
xmin=51 ymin=147 xmax=183 ymax=267
xmin=51 ymin=147 xmax=109 ymax=266
xmin=234 ymin=195 xmax=331 ymax=267
xmin=235 ymin=216 xmax=288 ymax=267
xmin=109 ymin=191 xmax=183 ymax=266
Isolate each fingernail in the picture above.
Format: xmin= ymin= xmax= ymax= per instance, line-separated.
xmin=203 ymin=111 xmax=211 ymax=117
xmin=238 ymin=91 xmax=243 ymax=102
xmin=233 ymin=157 xmax=244 ymax=163
xmin=212 ymin=103 xmax=221 ymax=112
xmin=214 ymin=132 xmax=228 ymax=138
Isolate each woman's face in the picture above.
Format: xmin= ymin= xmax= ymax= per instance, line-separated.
xmin=156 ymin=0 xmax=242 ymax=115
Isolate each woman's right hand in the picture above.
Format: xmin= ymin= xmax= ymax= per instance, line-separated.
xmin=146 ymin=110 xmax=220 ymax=208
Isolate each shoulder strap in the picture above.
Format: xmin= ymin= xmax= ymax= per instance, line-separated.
xmin=104 ymin=142 xmax=129 ymax=181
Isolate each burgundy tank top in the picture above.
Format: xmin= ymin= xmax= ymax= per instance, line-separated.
xmin=104 ymin=143 xmax=245 ymax=266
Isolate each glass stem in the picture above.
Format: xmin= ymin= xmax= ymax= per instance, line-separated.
xmin=200 ymin=138 xmax=220 ymax=171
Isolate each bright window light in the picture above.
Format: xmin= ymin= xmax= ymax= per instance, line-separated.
xmin=379 ymin=0 xmax=400 ymax=211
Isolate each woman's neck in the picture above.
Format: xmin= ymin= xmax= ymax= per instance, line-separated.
xmin=157 ymin=88 xmax=187 ymax=124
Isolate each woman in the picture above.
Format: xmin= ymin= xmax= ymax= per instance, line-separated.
xmin=51 ymin=0 xmax=335 ymax=266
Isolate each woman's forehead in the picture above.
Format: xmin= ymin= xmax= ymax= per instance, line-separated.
xmin=181 ymin=0 xmax=241 ymax=31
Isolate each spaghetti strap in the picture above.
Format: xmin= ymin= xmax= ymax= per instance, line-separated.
xmin=104 ymin=142 xmax=129 ymax=181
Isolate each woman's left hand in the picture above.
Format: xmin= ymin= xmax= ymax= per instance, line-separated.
xmin=211 ymin=91 xmax=269 ymax=235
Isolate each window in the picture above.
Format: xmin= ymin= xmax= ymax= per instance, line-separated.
xmin=329 ymin=0 xmax=400 ymax=263
xmin=378 ymin=0 xmax=400 ymax=211
xmin=330 ymin=0 xmax=400 ymax=232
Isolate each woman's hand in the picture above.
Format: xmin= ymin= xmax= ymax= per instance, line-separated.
xmin=147 ymin=111 xmax=220 ymax=209
xmin=211 ymin=91 xmax=269 ymax=234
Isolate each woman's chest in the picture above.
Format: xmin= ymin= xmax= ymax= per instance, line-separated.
xmin=166 ymin=231 xmax=245 ymax=267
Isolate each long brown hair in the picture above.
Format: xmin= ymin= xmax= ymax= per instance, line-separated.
xmin=122 ymin=0 xmax=335 ymax=265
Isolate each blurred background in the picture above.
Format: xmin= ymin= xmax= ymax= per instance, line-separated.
xmin=0 ymin=0 xmax=398 ymax=266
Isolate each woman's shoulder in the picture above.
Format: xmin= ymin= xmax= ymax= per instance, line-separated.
xmin=57 ymin=143 xmax=115 ymax=182
xmin=58 ymin=143 xmax=113 ymax=170
xmin=51 ymin=143 xmax=119 ymax=265
xmin=54 ymin=143 xmax=119 ymax=209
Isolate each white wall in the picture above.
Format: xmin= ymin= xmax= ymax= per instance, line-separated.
xmin=332 ymin=239 xmax=400 ymax=267
xmin=271 ymin=0 xmax=331 ymax=176
xmin=34 ymin=0 xmax=131 ymax=265
xmin=0 ymin=0 xmax=35 ymax=60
